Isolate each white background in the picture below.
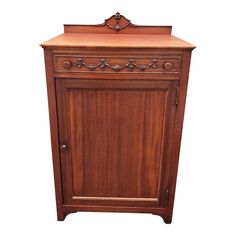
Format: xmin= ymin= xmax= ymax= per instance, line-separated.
xmin=0 ymin=0 xmax=236 ymax=235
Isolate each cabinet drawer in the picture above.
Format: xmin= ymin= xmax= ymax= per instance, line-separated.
xmin=54 ymin=54 xmax=181 ymax=75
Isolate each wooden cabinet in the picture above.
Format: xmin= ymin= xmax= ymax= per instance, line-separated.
xmin=41 ymin=13 xmax=195 ymax=224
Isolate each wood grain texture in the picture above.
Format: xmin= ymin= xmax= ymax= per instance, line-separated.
xmin=69 ymin=89 xmax=165 ymax=199
xmin=64 ymin=25 xmax=172 ymax=34
xmin=41 ymin=13 xmax=195 ymax=223
xmin=64 ymin=12 xmax=172 ymax=35
xmin=161 ymin=51 xmax=193 ymax=223
xmin=56 ymin=79 xmax=178 ymax=209
xmin=40 ymin=13 xmax=194 ymax=49
xmin=54 ymin=55 xmax=180 ymax=74
xmin=43 ymin=49 xmax=65 ymax=220
xmin=41 ymin=34 xmax=195 ymax=49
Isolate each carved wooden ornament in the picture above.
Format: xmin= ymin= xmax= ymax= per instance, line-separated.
xmin=104 ymin=12 xmax=132 ymax=31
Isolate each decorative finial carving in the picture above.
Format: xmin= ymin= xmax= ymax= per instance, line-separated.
xmin=114 ymin=12 xmax=121 ymax=22
xmin=104 ymin=12 xmax=131 ymax=31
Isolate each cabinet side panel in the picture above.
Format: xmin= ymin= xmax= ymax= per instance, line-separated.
xmin=43 ymin=49 xmax=64 ymax=220
xmin=164 ymin=51 xmax=192 ymax=223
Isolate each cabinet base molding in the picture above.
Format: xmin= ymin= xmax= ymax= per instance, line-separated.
xmin=59 ymin=205 xmax=171 ymax=223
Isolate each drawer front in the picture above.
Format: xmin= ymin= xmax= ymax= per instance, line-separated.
xmin=54 ymin=54 xmax=181 ymax=75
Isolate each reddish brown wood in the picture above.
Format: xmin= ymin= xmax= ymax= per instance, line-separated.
xmin=64 ymin=12 xmax=172 ymax=35
xmin=64 ymin=25 xmax=172 ymax=35
xmin=54 ymin=55 xmax=180 ymax=74
xmin=162 ymin=51 xmax=193 ymax=224
xmin=41 ymin=34 xmax=194 ymax=49
xmin=41 ymin=13 xmax=195 ymax=224
xmin=55 ymin=79 xmax=178 ymax=209
xmin=43 ymin=49 xmax=65 ymax=221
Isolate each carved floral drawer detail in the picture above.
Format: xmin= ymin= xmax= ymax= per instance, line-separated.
xmin=54 ymin=55 xmax=181 ymax=74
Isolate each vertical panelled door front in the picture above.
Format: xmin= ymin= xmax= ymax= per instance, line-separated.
xmin=56 ymin=79 xmax=178 ymax=209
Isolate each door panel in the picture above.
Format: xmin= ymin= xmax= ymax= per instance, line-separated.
xmin=56 ymin=79 xmax=177 ymax=207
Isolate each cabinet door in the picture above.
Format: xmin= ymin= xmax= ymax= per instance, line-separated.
xmin=56 ymin=79 xmax=178 ymax=209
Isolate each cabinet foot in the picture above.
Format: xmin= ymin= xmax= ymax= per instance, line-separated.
xmin=162 ymin=216 xmax=172 ymax=224
xmin=57 ymin=210 xmax=77 ymax=221
xmin=57 ymin=211 xmax=66 ymax=221
xmin=152 ymin=213 xmax=172 ymax=224
xmin=161 ymin=212 xmax=173 ymax=224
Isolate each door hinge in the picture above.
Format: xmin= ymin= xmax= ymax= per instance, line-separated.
xmin=175 ymin=86 xmax=180 ymax=106
xmin=165 ymin=189 xmax=169 ymax=207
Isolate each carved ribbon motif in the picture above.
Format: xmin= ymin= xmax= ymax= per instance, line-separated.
xmin=105 ymin=12 xmax=131 ymax=31
xmin=74 ymin=58 xmax=160 ymax=72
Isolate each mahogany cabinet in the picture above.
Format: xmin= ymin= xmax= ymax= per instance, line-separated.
xmin=41 ymin=13 xmax=195 ymax=223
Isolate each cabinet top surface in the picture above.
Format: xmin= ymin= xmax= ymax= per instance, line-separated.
xmin=41 ymin=13 xmax=195 ymax=50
